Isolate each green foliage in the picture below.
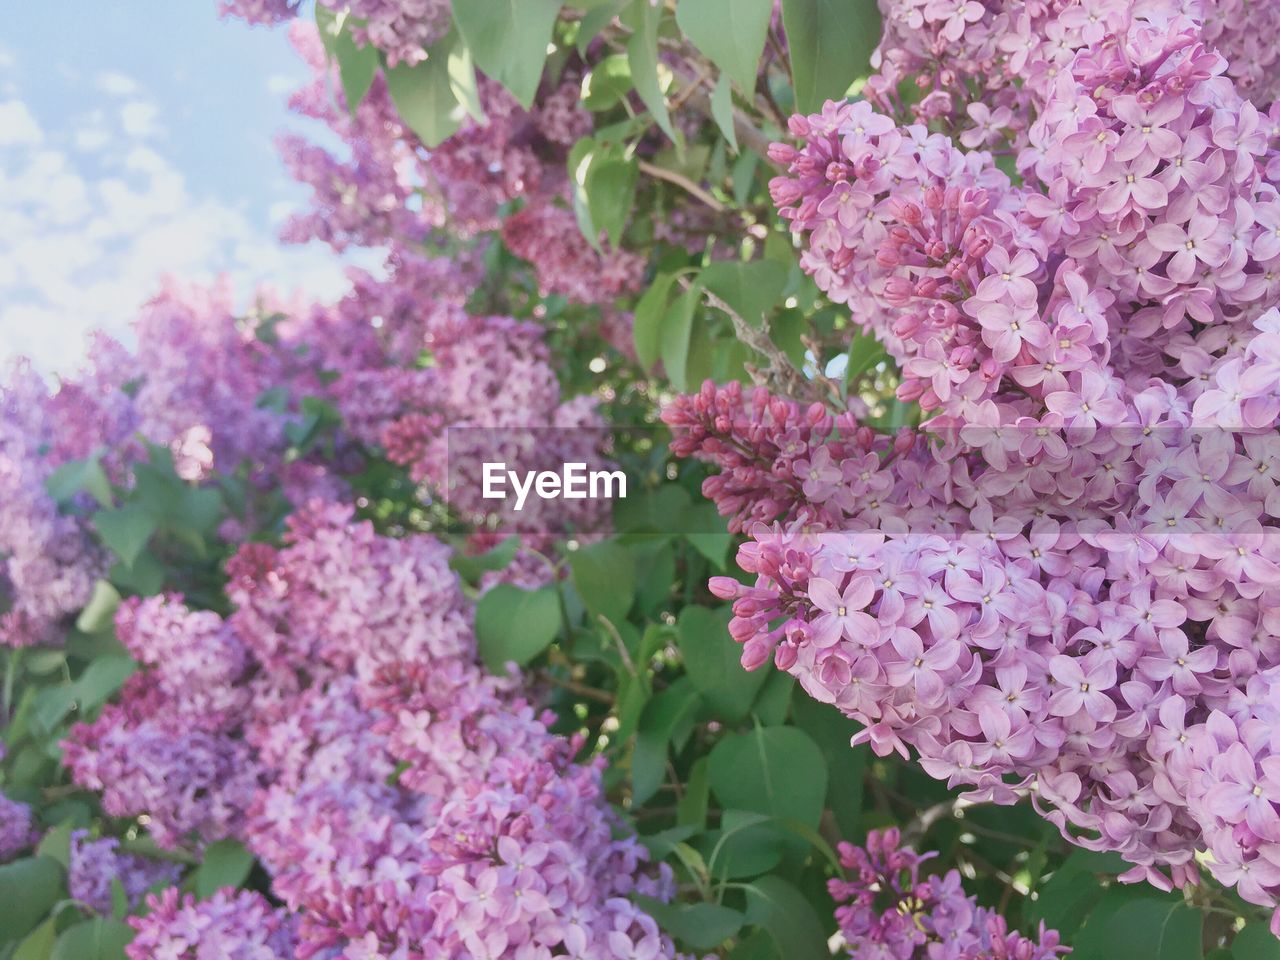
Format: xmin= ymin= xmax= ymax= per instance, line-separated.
xmin=677 ymin=606 xmax=766 ymax=721
xmin=386 ymin=31 xmax=468 ymax=147
xmin=780 ymin=0 xmax=881 ymax=113
xmin=0 ymin=857 xmax=64 ymax=944
xmin=475 ymin=584 xmax=563 ymax=671
xmin=452 ymin=0 xmax=563 ymax=109
xmin=675 ymin=0 xmax=774 ymax=94
xmin=49 ymin=918 xmax=134 ymax=960
xmin=707 ymin=726 xmax=828 ymax=830
xmin=193 ymin=839 xmax=255 ymax=899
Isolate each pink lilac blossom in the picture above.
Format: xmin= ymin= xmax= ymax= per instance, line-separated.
xmin=126 ymin=888 xmax=299 ymax=960
xmin=0 ymin=362 xmax=104 ymax=648
xmin=221 ymin=0 xmax=450 ymax=65
xmin=66 ymin=502 xmax=689 ymax=958
xmin=831 ymin=828 xmax=1065 ymax=959
xmin=864 ymin=0 xmax=1280 ymax=147
xmin=669 ymin=4 xmax=1280 ymax=925
xmin=0 ymin=790 xmax=37 ymax=861
xmin=68 ymin=830 xmax=183 ymax=915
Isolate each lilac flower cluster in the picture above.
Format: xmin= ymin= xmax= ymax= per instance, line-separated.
xmin=669 ymin=0 xmax=1280 ymax=929
xmin=0 ymin=789 xmax=37 ymax=861
xmin=126 ymin=888 xmax=299 ymax=960
xmin=831 ymin=828 xmax=1065 ymax=959
xmin=0 ymin=361 xmax=105 ymax=648
xmin=65 ymin=502 xmax=689 ymax=959
xmin=865 ymin=0 xmax=1280 ymax=144
xmin=68 ymin=830 xmax=183 ymax=915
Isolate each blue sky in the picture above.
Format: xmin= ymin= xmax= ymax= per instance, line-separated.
xmin=0 ymin=2 xmax=352 ymax=371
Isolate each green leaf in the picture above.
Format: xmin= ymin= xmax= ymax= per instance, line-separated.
xmin=568 ymin=540 xmax=636 ymax=626
xmin=632 ymin=678 xmax=702 ymax=805
xmin=110 ymin=877 xmax=129 ymax=920
xmin=634 ymin=272 xmax=677 ymax=372
xmin=791 ymin=695 xmax=866 ymax=839
xmin=1068 ymin=887 xmax=1183 ymax=960
xmin=13 ymin=918 xmax=57 ymax=960
xmin=92 ymin=503 xmax=157 ymax=568
xmin=45 ymin=456 xmax=112 ymax=508
xmin=639 ymin=898 xmax=744 ymax=951
xmin=586 ymin=153 xmax=639 ymax=249
xmin=708 ymin=726 xmax=827 ymax=828
xmin=676 ymin=0 xmax=772 ymax=93
xmin=0 ymin=857 xmax=65 ymax=944
xmin=568 ymin=138 xmax=603 ymax=251
xmin=742 ymin=874 xmax=830 ymax=960
xmin=578 ymin=0 xmax=628 ymax=55
xmin=678 ymin=606 xmax=766 ymax=722
xmin=677 ymin=756 xmax=711 ymax=829
xmin=446 ymin=41 xmax=485 ymax=122
xmin=452 ymin=0 xmax=563 ymax=109
xmin=50 ymin=919 xmax=133 ymax=960
xmin=683 ymin=502 xmax=732 ymax=568
xmin=1082 ymin=899 xmax=1202 ymax=960
xmin=194 ymin=839 xmax=254 ymax=899
xmin=386 ymin=32 xmax=466 ymax=147
xmin=1235 ymin=924 xmax=1280 ymax=959
xmin=582 ymin=54 xmax=633 ymax=111
xmin=700 ymin=259 xmax=788 ymax=328
xmin=706 ymin=810 xmax=784 ymax=879
xmin=74 ymin=655 xmax=137 ymax=713
xmin=75 ymin=581 xmax=121 ymax=634
xmin=780 ymin=0 xmax=881 ymax=114
xmin=844 ymin=330 xmax=887 ymax=387
xmin=475 ymin=584 xmax=562 ymax=671
xmin=329 ymin=11 xmax=379 ymax=111
xmin=1024 ymin=848 xmax=1125 ymax=935
xmin=449 ymin=537 xmax=520 ymax=585
xmin=710 ymin=72 xmax=739 ymax=151
xmin=729 ymin=930 xmax=781 ymax=960
xmin=36 ymin=822 xmax=73 ymax=870
xmin=750 ymin=670 xmax=794 ymax=725
xmin=622 ymin=0 xmax=676 ymax=141
xmin=661 ymin=285 xmax=700 ymax=392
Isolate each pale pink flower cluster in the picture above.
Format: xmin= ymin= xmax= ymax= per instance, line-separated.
xmin=66 ymin=502 xmax=688 ymax=959
xmin=865 ymin=0 xmax=1280 ymax=142
xmin=126 ymin=888 xmax=299 ymax=960
xmin=671 ymin=1 xmax=1280 ymax=929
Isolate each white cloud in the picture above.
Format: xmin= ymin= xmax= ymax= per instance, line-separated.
xmin=0 ymin=100 xmax=42 ymax=146
xmin=0 ymin=91 xmax=357 ymax=373
xmin=96 ymin=71 xmax=138 ymax=96
xmin=267 ymin=74 xmax=301 ymax=96
xmin=119 ymin=100 xmax=160 ymax=138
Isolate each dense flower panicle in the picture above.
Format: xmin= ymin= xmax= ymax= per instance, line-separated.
xmin=0 ymin=362 xmax=104 ymax=648
xmin=126 ymin=888 xmax=299 ymax=960
xmin=0 ymin=790 xmax=37 ymax=861
xmin=864 ymin=0 xmax=1280 ymax=145
xmin=501 ymin=202 xmax=647 ymax=305
xmin=65 ymin=503 xmax=689 ymax=958
xmin=68 ymin=831 xmax=183 ymax=915
xmin=672 ymin=0 xmax=1280 ymax=927
xmin=831 ymin=829 xmax=1065 ymax=959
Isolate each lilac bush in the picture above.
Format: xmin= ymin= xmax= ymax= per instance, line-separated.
xmin=667 ymin=0 xmax=1280 ymax=932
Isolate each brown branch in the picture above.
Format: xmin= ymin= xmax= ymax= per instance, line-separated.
xmin=637 ymin=159 xmax=727 ymax=213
